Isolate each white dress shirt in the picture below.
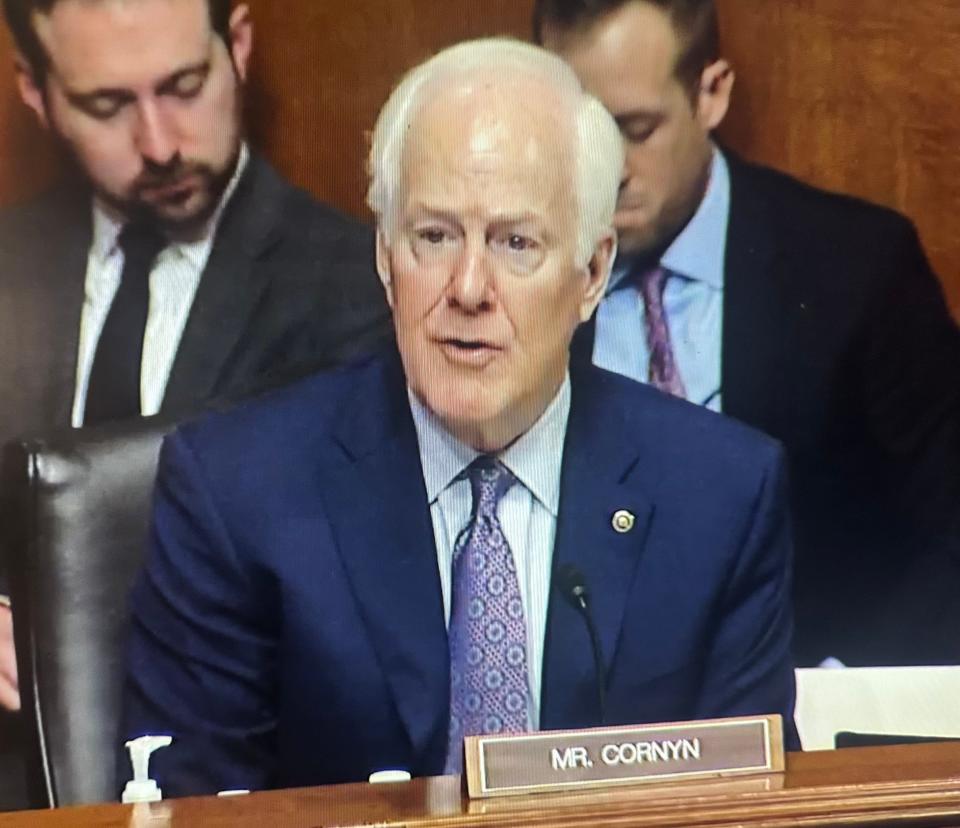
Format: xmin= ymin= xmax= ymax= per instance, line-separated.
xmin=407 ymin=377 xmax=571 ymax=730
xmin=71 ymin=145 xmax=250 ymax=427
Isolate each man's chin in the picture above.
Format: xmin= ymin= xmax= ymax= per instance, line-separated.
xmin=134 ymin=193 xmax=218 ymax=241
xmin=614 ymin=225 xmax=662 ymax=258
xmin=412 ymin=383 xmax=504 ymax=449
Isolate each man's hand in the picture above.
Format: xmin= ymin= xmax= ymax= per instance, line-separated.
xmin=0 ymin=603 xmax=21 ymax=712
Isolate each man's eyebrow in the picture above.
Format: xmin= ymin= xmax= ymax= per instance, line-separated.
xmin=406 ymin=204 xmax=459 ymax=222
xmin=407 ymin=208 xmax=544 ymax=227
xmin=62 ymin=60 xmax=211 ymax=103
xmin=614 ymin=109 xmax=665 ymax=128
xmin=489 ymin=212 xmax=543 ymax=227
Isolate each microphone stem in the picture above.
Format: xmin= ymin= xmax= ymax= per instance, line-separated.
xmin=576 ymin=595 xmax=606 ymax=726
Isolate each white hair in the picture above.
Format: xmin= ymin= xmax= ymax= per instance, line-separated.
xmin=367 ymin=37 xmax=624 ymax=267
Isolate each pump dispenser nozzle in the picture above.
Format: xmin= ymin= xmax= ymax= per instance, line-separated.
xmin=122 ymin=735 xmax=173 ymax=804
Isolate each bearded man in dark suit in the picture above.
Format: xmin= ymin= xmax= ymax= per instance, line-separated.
xmin=536 ymin=0 xmax=960 ymax=667
xmin=0 ymin=0 xmax=389 ymax=725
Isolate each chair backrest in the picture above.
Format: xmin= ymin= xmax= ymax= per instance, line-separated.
xmin=795 ymin=666 xmax=960 ymax=750
xmin=2 ymin=418 xmax=175 ymax=808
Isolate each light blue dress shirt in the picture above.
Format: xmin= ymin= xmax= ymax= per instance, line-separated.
xmin=593 ymin=148 xmax=730 ymax=412
xmin=407 ymin=377 xmax=571 ymax=730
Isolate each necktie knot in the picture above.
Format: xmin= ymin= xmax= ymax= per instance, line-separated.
xmin=466 ymin=456 xmax=517 ymax=512
xmin=636 ymin=265 xmax=668 ymax=303
xmin=118 ymin=223 xmax=166 ymax=274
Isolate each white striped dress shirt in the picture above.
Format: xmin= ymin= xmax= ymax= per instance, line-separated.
xmin=407 ymin=375 xmax=571 ymax=729
xmin=71 ymin=145 xmax=249 ymax=427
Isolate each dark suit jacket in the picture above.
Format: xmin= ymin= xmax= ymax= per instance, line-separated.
xmin=120 ymin=353 xmax=797 ymax=797
xmin=576 ymin=152 xmax=960 ymax=666
xmin=0 ymin=153 xmax=392 ymax=446
xmin=0 ymin=158 xmax=393 ymax=796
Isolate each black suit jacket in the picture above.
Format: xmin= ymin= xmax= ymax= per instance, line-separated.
xmin=0 ymin=153 xmax=392 ymax=444
xmin=0 ymin=154 xmax=391 ymax=804
xmin=576 ymin=152 xmax=960 ymax=666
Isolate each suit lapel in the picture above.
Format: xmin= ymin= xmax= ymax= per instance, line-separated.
xmin=721 ymin=155 xmax=788 ymax=430
xmin=541 ymin=366 xmax=654 ymax=730
xmin=47 ymin=194 xmax=90 ymax=426
xmin=14 ymin=187 xmax=92 ymax=431
xmin=161 ymin=155 xmax=284 ymax=413
xmin=317 ymin=355 xmax=450 ymax=774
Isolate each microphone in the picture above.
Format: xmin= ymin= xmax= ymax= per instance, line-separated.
xmin=555 ymin=564 xmax=606 ymax=726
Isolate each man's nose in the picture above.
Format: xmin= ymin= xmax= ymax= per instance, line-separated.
xmin=447 ymin=245 xmax=495 ymax=312
xmin=134 ymin=101 xmax=178 ymax=167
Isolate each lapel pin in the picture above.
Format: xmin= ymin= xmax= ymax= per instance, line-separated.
xmin=612 ymin=510 xmax=635 ymax=534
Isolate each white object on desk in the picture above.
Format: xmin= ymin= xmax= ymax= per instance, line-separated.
xmin=795 ymin=666 xmax=960 ymax=750
xmin=122 ymin=735 xmax=173 ymax=804
xmin=368 ymin=770 xmax=412 ymax=784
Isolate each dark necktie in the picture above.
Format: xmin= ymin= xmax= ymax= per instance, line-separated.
xmin=83 ymin=224 xmax=166 ymax=426
xmin=444 ymin=457 xmax=530 ymax=774
xmin=637 ymin=266 xmax=687 ymax=399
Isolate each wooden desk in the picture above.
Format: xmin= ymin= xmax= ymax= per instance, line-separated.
xmin=2 ymin=742 xmax=959 ymax=827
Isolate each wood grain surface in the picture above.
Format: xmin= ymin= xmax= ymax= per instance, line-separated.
xmin=0 ymin=1 xmax=957 ymax=314
xmin=0 ymin=742 xmax=959 ymax=827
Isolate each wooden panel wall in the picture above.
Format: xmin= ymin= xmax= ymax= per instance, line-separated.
xmin=0 ymin=1 xmax=958 ymax=315
xmin=241 ymin=0 xmax=531 ymax=221
xmin=716 ymin=0 xmax=960 ymax=317
xmin=0 ymin=22 xmax=60 ymax=205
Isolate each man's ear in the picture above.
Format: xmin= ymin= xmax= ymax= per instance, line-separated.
xmin=375 ymin=229 xmax=395 ymax=309
xmin=578 ymin=231 xmax=616 ymax=322
xmin=227 ymin=3 xmax=253 ymax=82
xmin=696 ymin=59 xmax=734 ymax=132
xmin=14 ymin=53 xmax=49 ymax=128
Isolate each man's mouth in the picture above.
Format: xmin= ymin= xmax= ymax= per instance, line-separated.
xmin=141 ymin=177 xmax=198 ymax=203
xmin=437 ymin=337 xmax=502 ymax=366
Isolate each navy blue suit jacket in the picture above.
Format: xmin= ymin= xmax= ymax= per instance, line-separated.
xmin=120 ymin=353 xmax=798 ymax=797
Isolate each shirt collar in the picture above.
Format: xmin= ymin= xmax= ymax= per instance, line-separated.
xmin=408 ymin=374 xmax=570 ymax=516
xmin=88 ymin=142 xmax=250 ymax=268
xmin=609 ymin=145 xmax=730 ymax=291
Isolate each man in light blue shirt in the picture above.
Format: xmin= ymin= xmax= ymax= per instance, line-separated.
xmin=538 ymin=0 xmax=960 ymax=666
xmin=594 ymin=148 xmax=728 ymax=411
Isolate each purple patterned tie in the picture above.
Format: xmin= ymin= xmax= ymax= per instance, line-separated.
xmin=638 ymin=266 xmax=687 ymax=399
xmin=444 ymin=457 xmax=529 ymax=774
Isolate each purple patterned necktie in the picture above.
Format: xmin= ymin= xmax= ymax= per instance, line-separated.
xmin=444 ymin=457 xmax=529 ymax=774
xmin=638 ymin=266 xmax=687 ymax=399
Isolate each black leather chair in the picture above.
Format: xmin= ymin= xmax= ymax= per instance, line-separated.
xmin=2 ymin=418 xmax=175 ymax=808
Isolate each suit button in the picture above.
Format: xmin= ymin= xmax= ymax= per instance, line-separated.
xmin=612 ymin=510 xmax=635 ymax=534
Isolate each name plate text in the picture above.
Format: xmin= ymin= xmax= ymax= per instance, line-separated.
xmin=463 ymin=714 xmax=784 ymax=799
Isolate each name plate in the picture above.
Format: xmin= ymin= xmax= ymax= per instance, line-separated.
xmin=463 ymin=714 xmax=784 ymax=799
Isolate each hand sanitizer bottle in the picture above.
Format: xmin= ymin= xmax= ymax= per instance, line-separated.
xmin=122 ymin=736 xmax=173 ymax=804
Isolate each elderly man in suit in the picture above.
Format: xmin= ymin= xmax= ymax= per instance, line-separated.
xmin=535 ymin=0 xmax=960 ymax=667
xmin=120 ymin=38 xmax=797 ymax=797
xmin=0 ymin=0 xmax=391 ymax=714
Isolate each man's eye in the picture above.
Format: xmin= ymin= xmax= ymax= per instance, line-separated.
xmin=622 ymin=122 xmax=658 ymax=145
xmin=418 ymin=228 xmax=446 ymax=244
xmin=83 ymin=98 xmax=125 ymax=120
xmin=170 ymin=74 xmax=205 ymax=99
xmin=507 ymin=235 xmax=534 ymax=251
